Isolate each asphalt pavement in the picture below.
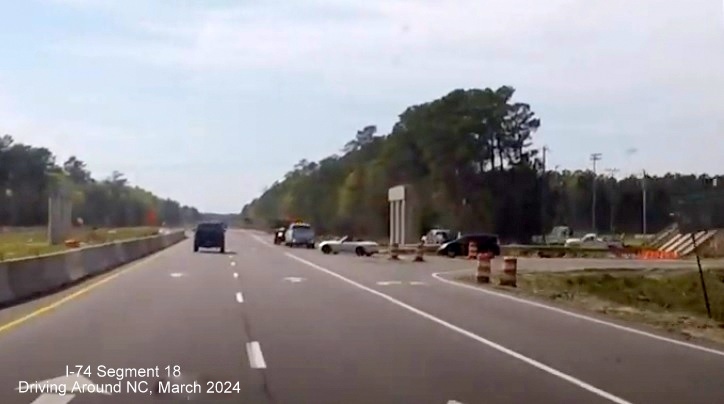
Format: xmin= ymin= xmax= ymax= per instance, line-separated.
xmin=0 ymin=229 xmax=722 ymax=404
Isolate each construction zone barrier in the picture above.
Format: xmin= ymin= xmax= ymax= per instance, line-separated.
xmin=467 ymin=242 xmax=478 ymax=260
xmin=476 ymin=252 xmax=492 ymax=284
xmin=499 ymin=257 xmax=517 ymax=287
xmin=413 ymin=241 xmax=425 ymax=262
xmin=0 ymin=231 xmax=186 ymax=306
xmin=637 ymin=249 xmax=679 ymax=260
xmin=388 ymin=243 xmax=400 ymax=260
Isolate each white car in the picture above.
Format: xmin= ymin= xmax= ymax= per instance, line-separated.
xmin=318 ymin=236 xmax=380 ymax=256
xmin=564 ymin=233 xmax=622 ymax=249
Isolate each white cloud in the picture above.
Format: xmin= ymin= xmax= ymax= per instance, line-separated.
xmin=22 ymin=0 xmax=724 ymax=208
xmin=53 ymin=1 xmax=724 ymax=94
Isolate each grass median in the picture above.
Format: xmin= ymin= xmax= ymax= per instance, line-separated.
xmin=0 ymin=227 xmax=160 ymax=261
xmin=458 ymin=267 xmax=724 ymax=344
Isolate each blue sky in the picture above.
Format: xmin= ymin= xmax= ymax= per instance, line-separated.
xmin=1 ymin=0 xmax=723 ymax=212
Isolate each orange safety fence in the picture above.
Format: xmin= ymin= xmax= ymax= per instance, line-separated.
xmin=636 ymin=249 xmax=679 ymax=260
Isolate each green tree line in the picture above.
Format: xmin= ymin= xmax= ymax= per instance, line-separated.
xmin=0 ymin=135 xmax=200 ymax=227
xmin=242 ymin=86 xmax=721 ymax=242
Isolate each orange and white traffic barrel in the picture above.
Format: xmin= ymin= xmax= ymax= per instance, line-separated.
xmin=413 ymin=241 xmax=425 ymax=262
xmin=499 ymin=257 xmax=517 ymax=287
xmin=468 ymin=242 xmax=478 ymax=260
xmin=476 ymin=252 xmax=492 ymax=284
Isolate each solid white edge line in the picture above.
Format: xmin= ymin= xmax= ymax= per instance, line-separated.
xmin=235 ymin=292 xmax=244 ymax=303
xmin=281 ymin=252 xmax=631 ymax=404
xmin=432 ymin=269 xmax=724 ymax=358
xmin=249 ymin=230 xmax=723 ymax=356
xmin=246 ymin=341 xmax=267 ymax=369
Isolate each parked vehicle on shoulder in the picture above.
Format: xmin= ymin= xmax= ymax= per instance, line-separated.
xmin=284 ymin=222 xmax=316 ymax=248
xmin=421 ymin=228 xmax=453 ymax=245
xmin=564 ymin=233 xmax=623 ymax=250
xmin=273 ymin=227 xmax=287 ymax=245
xmin=318 ymin=236 xmax=379 ymax=256
xmin=437 ymin=233 xmax=500 ymax=258
xmin=532 ymin=225 xmax=572 ymax=245
xmin=194 ymin=221 xmax=226 ymax=253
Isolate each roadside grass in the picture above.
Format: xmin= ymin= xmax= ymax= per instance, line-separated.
xmin=457 ymin=268 xmax=724 ymax=344
xmin=518 ymin=269 xmax=724 ymax=323
xmin=0 ymin=227 xmax=160 ymax=261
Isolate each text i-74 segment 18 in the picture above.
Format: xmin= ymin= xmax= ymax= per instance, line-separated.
xmin=65 ymin=365 xmax=181 ymax=380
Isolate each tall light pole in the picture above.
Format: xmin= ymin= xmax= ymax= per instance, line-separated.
xmin=605 ymin=168 xmax=619 ymax=233
xmin=541 ymin=146 xmax=549 ymax=243
xmin=642 ymin=170 xmax=647 ymax=234
xmin=590 ymin=153 xmax=602 ymax=232
xmin=624 ymin=148 xmax=648 ymax=234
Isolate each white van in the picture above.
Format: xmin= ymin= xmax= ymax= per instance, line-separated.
xmin=284 ymin=223 xmax=316 ymax=248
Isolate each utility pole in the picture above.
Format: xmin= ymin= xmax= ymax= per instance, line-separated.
xmin=605 ymin=168 xmax=619 ymax=233
xmin=590 ymin=153 xmax=602 ymax=232
xmin=642 ymin=170 xmax=647 ymax=234
xmin=541 ymin=146 xmax=549 ymax=243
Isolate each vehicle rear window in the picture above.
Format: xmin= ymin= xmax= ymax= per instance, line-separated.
xmin=292 ymin=227 xmax=314 ymax=236
xmin=197 ymin=223 xmax=223 ymax=231
xmin=465 ymin=235 xmax=498 ymax=244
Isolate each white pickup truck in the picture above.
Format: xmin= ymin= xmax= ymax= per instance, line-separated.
xmin=564 ymin=233 xmax=623 ymax=250
xmin=532 ymin=226 xmax=573 ymax=245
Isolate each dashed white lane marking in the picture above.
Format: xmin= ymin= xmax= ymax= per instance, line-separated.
xmin=283 ymin=276 xmax=305 ymax=283
xmin=278 ymin=252 xmax=632 ymax=404
xmin=447 ymin=400 xmax=464 ymax=404
xmin=235 ymin=292 xmax=244 ymax=303
xmin=246 ymin=342 xmax=267 ymax=369
xmin=409 ymin=281 xmax=427 ymax=286
xmin=432 ymin=269 xmax=724 ymax=358
xmin=170 ymin=273 xmax=183 ymax=278
xmin=233 ymin=272 xmax=239 ymax=279
xmin=231 ymin=261 xmax=237 ymax=267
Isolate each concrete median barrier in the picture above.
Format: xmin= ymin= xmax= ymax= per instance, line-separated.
xmin=0 ymin=231 xmax=186 ymax=306
xmin=0 ymin=262 xmax=12 ymax=302
xmin=64 ymin=250 xmax=85 ymax=282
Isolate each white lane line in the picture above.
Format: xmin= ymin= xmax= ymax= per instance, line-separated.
xmin=249 ymin=233 xmax=272 ymax=246
xmin=233 ymin=272 xmax=239 ymax=279
xmin=432 ymin=269 xmax=724 ymax=358
xmin=281 ymin=253 xmax=630 ymax=404
xmin=377 ymin=281 xmax=403 ymax=286
xmin=170 ymin=273 xmax=183 ymax=278
xmin=246 ymin=342 xmax=267 ymax=369
xmin=32 ymin=393 xmax=76 ymax=403
xmin=231 ymin=261 xmax=237 ymax=267
xmin=235 ymin=292 xmax=244 ymax=303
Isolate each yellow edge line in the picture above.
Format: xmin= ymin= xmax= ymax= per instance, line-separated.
xmin=0 ymin=242 xmax=180 ymax=334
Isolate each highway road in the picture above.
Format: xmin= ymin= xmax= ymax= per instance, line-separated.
xmin=0 ymin=229 xmax=723 ymax=404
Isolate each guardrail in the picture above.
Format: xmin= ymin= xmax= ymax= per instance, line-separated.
xmin=0 ymin=231 xmax=186 ymax=306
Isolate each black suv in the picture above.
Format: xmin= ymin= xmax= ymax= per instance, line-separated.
xmin=437 ymin=233 xmax=501 ymax=258
xmin=194 ymin=222 xmax=226 ymax=253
